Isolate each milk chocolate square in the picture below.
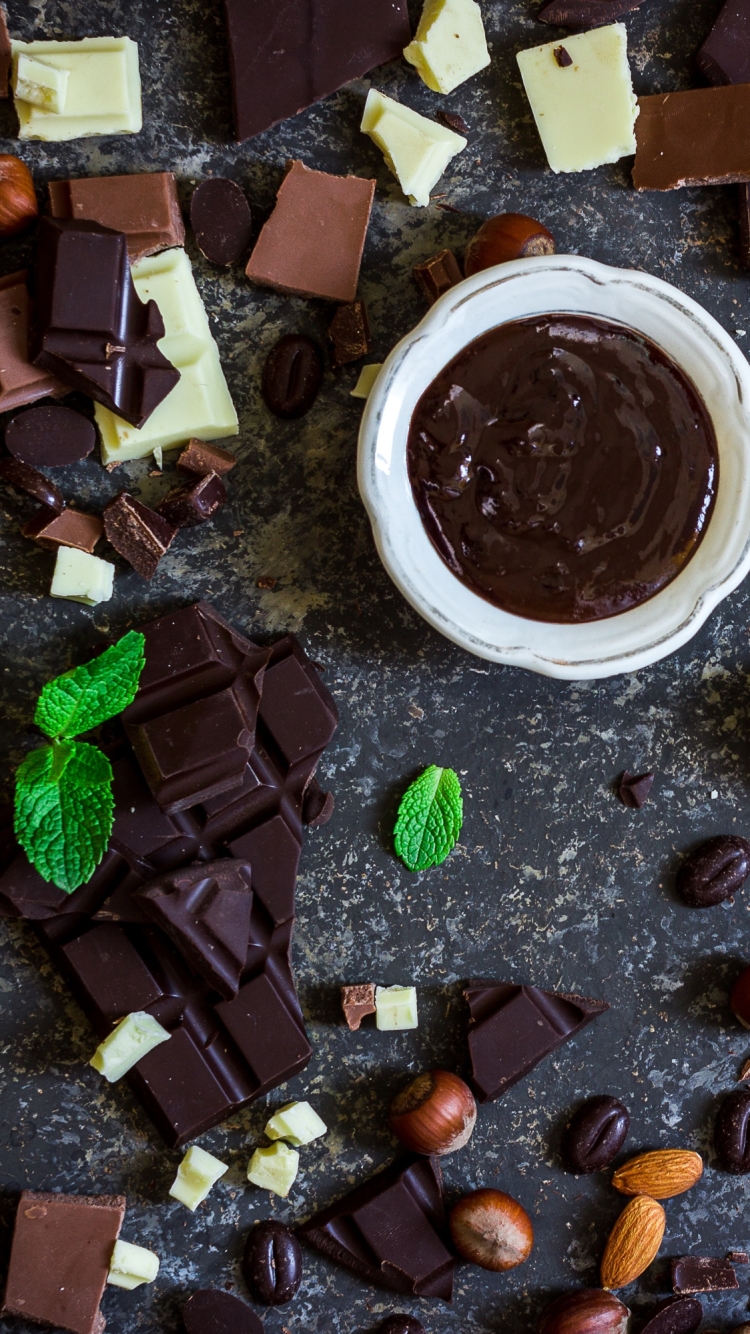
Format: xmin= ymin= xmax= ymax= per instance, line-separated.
xmin=633 ymin=84 xmax=750 ymax=190
xmin=0 ymin=272 xmax=66 ymax=413
xmin=48 ymin=172 xmax=185 ymax=261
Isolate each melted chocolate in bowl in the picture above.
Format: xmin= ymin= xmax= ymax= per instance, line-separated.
xmin=407 ymin=315 xmax=718 ymax=623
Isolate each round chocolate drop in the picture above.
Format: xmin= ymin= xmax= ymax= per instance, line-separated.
xmin=676 ymin=835 xmax=750 ymax=907
xmin=378 ymin=1318 xmax=426 ymax=1334
xmin=191 ymin=178 xmax=253 ymax=266
xmin=0 ymin=456 xmax=64 ymax=512
xmin=242 ymin=1219 xmax=301 ymax=1306
xmin=5 ymin=404 xmax=96 ymax=467
xmin=262 ymin=334 xmax=323 ymax=419
xmin=561 ymin=1095 xmax=630 ymax=1173
xmin=715 ymin=1089 xmax=750 ymax=1172
xmin=183 ymin=1289 xmax=263 ymax=1334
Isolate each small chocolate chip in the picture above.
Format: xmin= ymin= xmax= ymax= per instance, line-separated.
xmin=554 ymin=44 xmax=574 ymax=65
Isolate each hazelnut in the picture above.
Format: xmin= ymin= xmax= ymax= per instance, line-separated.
xmin=0 ymin=156 xmax=38 ymax=239
xmin=538 ymin=1290 xmax=631 ymax=1334
xmin=389 ymin=1069 xmax=476 ymax=1156
xmin=464 ymin=213 xmax=555 ymax=276
xmin=730 ymin=966 xmax=750 ymax=1028
xmin=449 ymin=1187 xmax=533 ymax=1271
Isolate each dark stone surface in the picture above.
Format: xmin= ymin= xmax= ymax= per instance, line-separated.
xmin=2 ymin=1 xmax=750 ymax=1333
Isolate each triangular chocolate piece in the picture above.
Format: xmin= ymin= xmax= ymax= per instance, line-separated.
xmin=297 ymin=1155 xmax=454 ymax=1300
xmin=464 ymin=981 xmax=608 ymax=1103
xmin=135 ymin=860 xmax=253 ymax=999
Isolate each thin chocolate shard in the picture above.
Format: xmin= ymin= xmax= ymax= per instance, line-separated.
xmin=413 ymin=250 xmax=463 ymax=305
xmin=0 ymin=457 xmax=64 ymax=512
xmin=464 ymin=981 xmax=609 ymax=1103
xmin=48 ymin=172 xmax=186 ymax=262
xmin=0 ymin=5 xmax=10 ymax=98
xmin=178 ymin=437 xmax=237 ymax=477
xmin=436 ymin=110 xmax=469 ymax=133
xmin=671 ymin=1257 xmax=739 ymax=1293
xmin=0 ymin=272 xmax=67 ymax=413
xmin=633 ymin=85 xmax=750 ymax=190
xmin=157 ymin=471 xmax=227 ymax=528
xmin=696 ymin=0 xmax=750 ymax=86
xmin=22 ymin=507 xmax=103 ymax=553
xmin=619 ymin=769 xmax=654 ymax=808
xmin=184 ymin=1291 xmax=263 ymax=1334
xmin=538 ymin=0 xmax=646 ymax=24
xmin=297 ymin=1155 xmax=455 ymax=1299
xmin=341 ymin=982 xmax=376 ymax=1030
xmin=327 ymin=301 xmax=371 ymax=368
xmin=103 ymin=491 xmax=178 ymax=579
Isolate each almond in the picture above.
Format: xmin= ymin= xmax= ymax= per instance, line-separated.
xmin=600 ymin=1194 xmax=666 ymax=1289
xmin=611 ymin=1149 xmax=703 ymax=1200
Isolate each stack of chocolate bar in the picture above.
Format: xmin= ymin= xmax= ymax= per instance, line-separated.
xmin=0 ymin=602 xmax=338 ymax=1147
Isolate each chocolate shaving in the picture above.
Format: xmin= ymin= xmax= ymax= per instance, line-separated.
xmin=539 ymin=0 xmax=646 ymax=25
xmin=436 ymin=110 xmax=469 ymax=134
xmin=618 ymin=770 xmax=654 ymax=808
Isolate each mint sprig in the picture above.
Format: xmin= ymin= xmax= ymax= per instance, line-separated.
xmin=393 ymin=765 xmax=463 ymax=872
xmin=13 ymin=631 xmax=146 ymax=894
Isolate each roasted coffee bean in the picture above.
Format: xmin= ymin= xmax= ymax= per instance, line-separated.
xmin=377 ymin=1318 xmax=426 ymax=1334
xmin=640 ymin=1296 xmax=703 ymax=1334
xmin=562 ymin=1095 xmax=630 ymax=1173
xmin=676 ymin=835 xmax=750 ymax=907
xmin=715 ymin=1090 xmax=750 ymax=1172
xmin=0 ymin=456 xmax=64 ymax=512
xmin=242 ymin=1219 xmax=301 ymax=1305
xmin=262 ymin=334 xmax=323 ymax=419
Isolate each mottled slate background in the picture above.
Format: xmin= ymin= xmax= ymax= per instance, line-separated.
xmin=2 ymin=0 xmax=750 ymax=1331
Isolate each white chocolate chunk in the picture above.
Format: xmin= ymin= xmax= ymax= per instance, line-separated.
xmin=50 ymin=547 xmax=114 ymax=606
xmin=375 ymin=985 xmax=419 ymax=1030
xmin=13 ymin=54 xmax=69 ymax=113
xmin=90 ymin=1011 xmax=171 ymax=1082
xmin=169 ymin=1145 xmax=229 ymax=1211
xmin=247 ymin=1142 xmax=299 ymax=1198
xmin=265 ymin=1101 xmax=328 ymax=1146
xmin=404 ymin=0 xmax=490 ymax=94
xmin=516 ymin=24 xmax=638 ymax=174
xmin=95 ymin=248 xmax=238 ymax=463
xmin=11 ymin=37 xmax=142 ymax=141
xmin=107 ymin=1239 xmax=160 ymax=1290
xmin=351 ymin=364 xmax=383 ymax=399
xmin=361 ymin=89 xmax=466 ymax=207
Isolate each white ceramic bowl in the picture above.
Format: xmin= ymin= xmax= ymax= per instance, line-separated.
xmin=358 ymin=254 xmax=750 ymax=680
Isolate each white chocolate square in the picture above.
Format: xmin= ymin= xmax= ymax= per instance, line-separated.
xmin=50 ymin=547 xmax=114 ymax=606
xmin=13 ymin=55 xmax=69 ymax=114
xmin=375 ymin=985 xmax=419 ymax=1030
xmin=95 ymin=248 xmax=238 ymax=463
xmin=265 ymin=1101 xmax=328 ymax=1146
xmin=169 ymin=1145 xmax=228 ymax=1211
xmin=90 ymin=1011 xmax=170 ymax=1082
xmin=247 ymin=1142 xmax=299 ymax=1198
xmin=361 ymin=89 xmax=466 ymax=207
xmin=107 ymin=1239 xmax=160 ymax=1290
xmin=404 ymin=0 xmax=490 ymax=95
xmin=11 ymin=37 xmax=142 ymax=141
xmin=516 ymin=24 xmax=638 ymax=173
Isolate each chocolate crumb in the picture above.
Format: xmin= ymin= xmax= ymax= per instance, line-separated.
xmin=554 ymin=45 xmax=574 ymax=66
xmin=257 ymin=576 xmax=277 ymax=590
xmin=619 ymin=770 xmax=655 ymax=808
xmin=437 ymin=109 xmax=469 ymax=134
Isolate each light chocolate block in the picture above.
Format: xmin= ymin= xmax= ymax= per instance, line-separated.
xmin=11 ymin=36 xmax=142 ymax=141
xmin=633 ymin=84 xmax=750 ymax=190
xmin=0 ymin=272 xmax=66 ymax=412
xmin=48 ymin=172 xmax=185 ymax=260
xmin=361 ymin=89 xmax=467 ymax=206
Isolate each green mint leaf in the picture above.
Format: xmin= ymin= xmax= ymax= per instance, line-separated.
xmin=14 ymin=739 xmax=114 ymax=893
xmin=393 ymin=765 xmax=463 ymax=872
xmin=34 ymin=630 xmax=146 ymax=740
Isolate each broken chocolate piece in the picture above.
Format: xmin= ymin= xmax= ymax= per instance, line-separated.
xmin=413 ymin=249 xmax=463 ymax=305
xmin=327 ymin=301 xmax=371 ymax=367
xmin=0 ymin=457 xmax=64 ymax=512
xmin=554 ymin=44 xmax=574 ymax=65
xmin=184 ymin=1290 xmax=263 ymax=1334
xmin=633 ymin=85 xmax=750 ymax=190
xmin=729 ymin=1250 xmax=750 ymax=1263
xmin=262 ymin=334 xmax=323 ymax=419
xmin=0 ymin=271 xmax=67 ymax=413
xmin=5 ymin=403 xmax=96 ymax=467
xmin=671 ymin=1257 xmax=739 ymax=1293
xmin=48 ymin=172 xmax=185 ymax=262
xmin=22 ymin=507 xmax=103 ymax=553
xmin=177 ymin=437 xmax=237 ymax=477
xmin=103 ymin=491 xmax=177 ymax=579
xmin=538 ymin=0 xmax=646 ymax=24
xmin=436 ymin=109 xmax=469 ymax=133
xmin=297 ymin=1155 xmax=454 ymax=1298
xmin=0 ymin=6 xmax=10 ymax=98
xmin=341 ymin=982 xmax=376 ymax=1030
xmin=157 ymin=472 xmax=227 ymax=528
xmin=2 ymin=1190 xmax=126 ymax=1334
xmin=464 ymin=981 xmax=608 ymax=1102
xmin=696 ymin=0 xmax=750 ymax=86
xmin=31 ymin=217 xmax=180 ymax=428
xmin=191 ymin=178 xmax=253 ymax=266
xmin=619 ymin=770 xmax=654 ymax=808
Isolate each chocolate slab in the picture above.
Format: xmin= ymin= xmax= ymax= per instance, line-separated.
xmin=0 ymin=457 xmax=64 ymax=512
xmin=103 ymin=491 xmax=178 ymax=579
xmin=5 ymin=403 xmax=97 ymax=467
xmin=183 ymin=1290 xmax=264 ymax=1334
xmin=223 ymin=0 xmax=411 ymax=142
xmin=2 ymin=1190 xmax=125 ymax=1334
xmin=633 ymin=85 xmax=750 ymax=190
xmin=0 ymin=271 xmax=67 ymax=413
xmin=464 ymin=981 xmax=609 ymax=1102
xmin=297 ymin=1155 xmax=455 ymax=1299
xmin=0 ymin=5 xmax=10 ymax=97
xmin=246 ymin=160 xmax=375 ymax=303
xmin=23 ymin=507 xmax=104 ymax=552
xmin=48 ymin=172 xmax=185 ymax=261
xmin=191 ymin=178 xmax=253 ymax=265
xmin=696 ymin=0 xmax=750 ymax=85
xmin=157 ymin=472 xmax=227 ymax=527
xmin=671 ymin=1257 xmax=738 ymax=1293
xmin=31 ymin=217 xmax=180 ymax=428
xmin=178 ymin=438 xmax=237 ymax=477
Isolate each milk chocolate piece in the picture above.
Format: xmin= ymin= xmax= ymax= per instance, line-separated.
xmin=464 ymin=981 xmax=609 ymax=1102
xmin=178 ymin=437 xmax=237 ymax=477
xmin=2 ymin=1190 xmax=126 ymax=1334
xmin=413 ymin=249 xmax=463 ymax=305
xmin=619 ymin=770 xmax=654 ymax=808
xmin=103 ymin=491 xmax=178 ymax=579
xmin=223 ymin=0 xmax=411 ymax=142
xmin=328 ymin=301 xmax=371 ymax=367
xmin=157 ymin=472 xmax=227 ymax=528
xmin=538 ymin=0 xmax=645 ymax=23
xmin=0 ymin=6 xmax=10 ymax=97
xmin=184 ymin=1290 xmax=263 ymax=1334
xmin=671 ymin=1257 xmax=739 ymax=1293
xmin=48 ymin=172 xmax=185 ymax=262
xmin=696 ymin=0 xmax=750 ymax=86
xmin=297 ymin=1155 xmax=455 ymax=1299
xmin=191 ymin=178 xmax=253 ymax=265
xmin=31 ymin=217 xmax=181 ymax=428
xmin=341 ymin=982 xmax=376 ymax=1030
xmin=246 ymin=161 xmax=375 ymax=303
xmin=633 ymin=85 xmax=750 ymax=190
xmin=5 ymin=403 xmax=97 ymax=466
xmin=23 ymin=507 xmax=103 ymax=552
xmin=0 ymin=272 xmax=67 ymax=413
xmin=0 ymin=457 xmax=64 ymax=511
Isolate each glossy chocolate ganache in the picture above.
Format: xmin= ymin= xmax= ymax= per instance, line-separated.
xmin=407 ymin=315 xmax=718 ymax=623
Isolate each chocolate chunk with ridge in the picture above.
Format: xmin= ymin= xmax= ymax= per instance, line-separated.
xmin=191 ymin=178 xmax=253 ymax=265
xmin=5 ymin=403 xmax=96 ymax=467
xmin=327 ymin=301 xmax=371 ymax=367
xmin=48 ymin=171 xmax=185 ymax=262
xmin=671 ymin=1257 xmax=738 ymax=1293
xmin=157 ymin=472 xmax=227 ymax=528
xmin=177 ymin=437 xmax=237 ymax=477
xmin=184 ymin=1290 xmax=264 ymax=1334
xmin=464 ymin=981 xmax=609 ymax=1102
xmin=23 ymin=507 xmax=103 ymax=552
xmin=0 ymin=271 xmax=67 ymax=413
xmin=413 ymin=249 xmax=463 ymax=305
xmin=103 ymin=491 xmax=178 ymax=579
xmin=633 ymin=85 xmax=750 ymax=190
xmin=0 ymin=457 xmax=64 ymax=511
xmin=696 ymin=0 xmax=750 ymax=85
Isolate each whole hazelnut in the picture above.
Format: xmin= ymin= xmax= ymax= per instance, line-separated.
xmin=538 ymin=1289 xmax=631 ymax=1334
xmin=389 ymin=1069 xmax=476 ymax=1156
xmin=464 ymin=213 xmax=555 ymax=276
xmin=0 ymin=156 xmax=38 ymax=239
xmin=449 ymin=1187 xmax=533 ymax=1271
xmin=730 ymin=965 xmax=750 ymax=1028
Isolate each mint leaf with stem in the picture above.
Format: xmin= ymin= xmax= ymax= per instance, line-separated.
xmin=34 ymin=630 xmax=146 ymax=741
xmin=393 ymin=764 xmax=463 ymax=872
xmin=14 ymin=740 xmax=114 ymax=893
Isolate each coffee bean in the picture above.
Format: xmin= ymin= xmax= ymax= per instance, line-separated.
xmin=242 ymin=1219 xmax=301 ymax=1305
xmin=377 ymin=1318 xmax=426 ymax=1334
xmin=715 ymin=1090 xmax=750 ymax=1172
xmin=640 ymin=1296 xmax=703 ymax=1334
xmin=562 ymin=1095 xmax=629 ymax=1173
xmin=262 ymin=334 xmax=323 ymax=419
xmin=676 ymin=836 xmax=750 ymax=907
